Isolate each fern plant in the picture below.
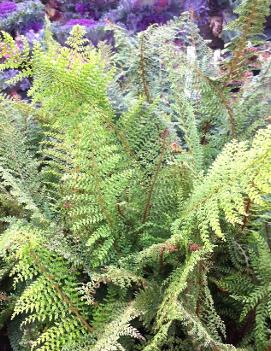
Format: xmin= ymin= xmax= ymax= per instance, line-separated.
xmin=224 ymin=0 xmax=271 ymax=81
xmin=0 ymin=2 xmax=270 ymax=350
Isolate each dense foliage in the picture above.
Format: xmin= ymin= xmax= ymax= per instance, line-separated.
xmin=1 ymin=0 xmax=270 ymax=95
xmin=0 ymin=1 xmax=270 ymax=350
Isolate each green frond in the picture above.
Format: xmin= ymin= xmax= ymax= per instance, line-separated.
xmin=0 ymin=8 xmax=270 ymax=351
xmin=0 ymin=101 xmax=43 ymax=219
xmin=224 ymin=0 xmax=270 ymax=80
xmin=0 ymin=222 xmax=92 ymax=350
xmin=178 ymin=127 xmax=271 ymax=243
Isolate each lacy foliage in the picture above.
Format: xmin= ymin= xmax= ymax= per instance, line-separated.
xmin=0 ymin=4 xmax=270 ymax=350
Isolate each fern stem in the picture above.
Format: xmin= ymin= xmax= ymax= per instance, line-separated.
xmin=241 ymin=198 xmax=252 ymax=232
xmin=87 ymin=153 xmax=114 ymax=228
xmin=142 ymin=129 xmax=168 ymax=223
xmin=29 ymin=249 xmax=93 ymax=334
xmin=226 ymin=4 xmax=257 ymax=82
xmin=139 ymin=34 xmax=151 ymax=103
xmin=192 ymin=65 xmax=236 ymax=138
xmin=214 ymin=86 xmax=236 ymax=139
xmin=92 ymin=106 xmax=139 ymax=166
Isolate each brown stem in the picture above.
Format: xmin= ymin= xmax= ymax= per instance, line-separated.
xmin=116 ymin=202 xmax=133 ymax=228
xmin=116 ymin=203 xmax=126 ymax=220
xmin=200 ymin=121 xmax=212 ymax=145
xmin=142 ymin=130 xmax=168 ymax=223
xmin=159 ymin=247 xmax=166 ymax=273
xmin=29 ymin=250 xmax=93 ymax=333
xmin=194 ymin=66 xmax=236 ymax=139
xmin=102 ymin=117 xmax=136 ymax=160
xmin=226 ymin=5 xmax=257 ymax=82
xmin=241 ymin=198 xmax=252 ymax=232
xmin=207 ymin=76 xmax=236 ymax=139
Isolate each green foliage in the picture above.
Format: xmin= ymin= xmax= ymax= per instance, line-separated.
xmin=224 ymin=0 xmax=271 ymax=80
xmin=0 ymin=221 xmax=92 ymax=350
xmin=0 ymin=6 xmax=270 ymax=351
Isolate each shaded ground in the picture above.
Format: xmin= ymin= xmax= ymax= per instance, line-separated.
xmin=0 ymin=332 xmax=11 ymax=351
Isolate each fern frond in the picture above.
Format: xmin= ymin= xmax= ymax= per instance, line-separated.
xmin=0 ymin=221 xmax=92 ymax=351
xmin=179 ymin=126 xmax=271 ymax=243
xmin=224 ymin=0 xmax=270 ymax=81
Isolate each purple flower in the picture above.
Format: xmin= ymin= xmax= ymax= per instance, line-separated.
xmin=154 ymin=0 xmax=169 ymax=10
xmin=75 ymin=3 xmax=88 ymax=15
xmin=0 ymin=1 xmax=17 ymax=17
xmin=65 ymin=18 xmax=96 ymax=27
xmin=22 ymin=21 xmax=43 ymax=33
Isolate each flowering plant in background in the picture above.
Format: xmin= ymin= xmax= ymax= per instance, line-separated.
xmin=0 ymin=1 xmax=17 ymax=17
xmin=103 ymin=0 xmax=218 ymax=32
xmin=0 ymin=4 xmax=270 ymax=348
xmin=104 ymin=0 xmax=183 ymax=32
xmin=0 ymin=0 xmax=44 ymax=35
xmin=183 ymin=0 xmax=210 ymax=25
xmin=52 ymin=18 xmax=110 ymax=46
xmin=53 ymin=0 xmax=214 ymax=38
xmin=0 ymin=0 xmax=270 ymax=94
xmin=0 ymin=0 xmax=44 ymax=93
xmin=58 ymin=0 xmax=119 ymax=20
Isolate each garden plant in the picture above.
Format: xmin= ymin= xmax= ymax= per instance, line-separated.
xmin=0 ymin=0 xmax=271 ymax=350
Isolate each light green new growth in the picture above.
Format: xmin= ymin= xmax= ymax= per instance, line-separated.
xmin=0 ymin=5 xmax=270 ymax=351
